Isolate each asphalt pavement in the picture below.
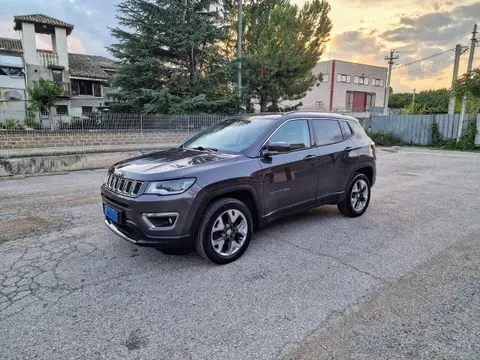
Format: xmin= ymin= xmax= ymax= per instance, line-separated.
xmin=0 ymin=147 xmax=479 ymax=360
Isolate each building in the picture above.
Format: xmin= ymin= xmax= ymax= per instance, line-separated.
xmin=298 ymin=59 xmax=388 ymax=113
xmin=0 ymin=14 xmax=118 ymax=115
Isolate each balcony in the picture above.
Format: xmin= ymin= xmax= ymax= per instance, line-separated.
xmin=37 ymin=51 xmax=59 ymax=67
xmin=56 ymin=82 xmax=71 ymax=97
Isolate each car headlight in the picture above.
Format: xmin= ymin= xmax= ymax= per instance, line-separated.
xmin=146 ymin=178 xmax=196 ymax=195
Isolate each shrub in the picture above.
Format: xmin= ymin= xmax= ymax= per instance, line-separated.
xmin=368 ymin=132 xmax=406 ymax=146
xmin=2 ymin=119 xmax=23 ymax=130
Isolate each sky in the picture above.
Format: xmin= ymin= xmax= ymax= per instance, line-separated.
xmin=1 ymin=0 xmax=480 ymax=93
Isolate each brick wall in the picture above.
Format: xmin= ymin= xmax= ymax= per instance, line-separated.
xmin=0 ymin=131 xmax=197 ymax=157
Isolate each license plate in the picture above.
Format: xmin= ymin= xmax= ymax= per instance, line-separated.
xmin=104 ymin=205 xmax=119 ymax=223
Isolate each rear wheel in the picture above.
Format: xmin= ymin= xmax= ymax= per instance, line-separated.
xmin=195 ymin=198 xmax=253 ymax=264
xmin=338 ymin=173 xmax=371 ymax=217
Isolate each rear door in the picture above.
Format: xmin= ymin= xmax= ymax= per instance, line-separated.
xmin=310 ymin=119 xmax=354 ymax=198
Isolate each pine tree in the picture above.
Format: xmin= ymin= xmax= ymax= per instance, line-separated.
xmin=108 ymin=0 xmax=237 ymax=114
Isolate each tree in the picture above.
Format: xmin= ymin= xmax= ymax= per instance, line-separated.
xmin=108 ymin=0 xmax=237 ymax=114
xmin=389 ymin=89 xmax=450 ymax=114
xmin=27 ymin=78 xmax=64 ymax=113
xmin=241 ymin=0 xmax=332 ymax=112
xmin=452 ymin=68 xmax=480 ymax=113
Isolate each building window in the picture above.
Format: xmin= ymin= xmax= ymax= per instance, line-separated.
xmin=337 ymin=74 xmax=351 ymax=83
xmin=71 ymin=79 xmax=103 ymax=97
xmin=0 ymin=66 xmax=24 ymax=77
xmin=56 ymin=105 xmax=68 ymax=115
xmin=321 ymin=73 xmax=330 ymax=83
xmin=373 ymin=78 xmax=384 ymax=87
xmin=52 ymin=69 xmax=63 ymax=84
xmin=353 ymin=76 xmax=369 ymax=85
xmin=82 ymin=106 xmax=93 ymax=114
xmin=93 ymin=82 xmax=102 ymax=97
xmin=367 ymin=93 xmax=376 ymax=108
xmin=346 ymin=91 xmax=354 ymax=110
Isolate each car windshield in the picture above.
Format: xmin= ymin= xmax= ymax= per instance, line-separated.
xmin=183 ymin=116 xmax=279 ymax=153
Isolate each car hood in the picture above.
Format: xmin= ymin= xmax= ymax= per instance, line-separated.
xmin=110 ymin=148 xmax=238 ymax=181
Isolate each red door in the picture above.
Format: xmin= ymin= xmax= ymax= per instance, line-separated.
xmin=352 ymin=92 xmax=367 ymax=112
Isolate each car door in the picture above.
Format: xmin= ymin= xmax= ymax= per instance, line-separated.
xmin=260 ymin=119 xmax=318 ymax=218
xmin=310 ymin=119 xmax=354 ymax=200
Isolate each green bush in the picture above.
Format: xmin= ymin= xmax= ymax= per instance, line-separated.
xmin=368 ymin=132 xmax=407 ymax=146
xmin=431 ymin=120 xmax=479 ymax=151
xmin=2 ymin=119 xmax=23 ymax=130
xmin=23 ymin=117 xmax=41 ymax=129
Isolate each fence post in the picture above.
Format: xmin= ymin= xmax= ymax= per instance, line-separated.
xmin=188 ymin=116 xmax=191 ymax=133
xmin=140 ymin=113 xmax=143 ymax=133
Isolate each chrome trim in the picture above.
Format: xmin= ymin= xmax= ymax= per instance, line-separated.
xmin=104 ymin=220 xmax=137 ymax=244
xmin=104 ymin=173 xmax=143 ymax=197
xmin=142 ymin=212 xmax=179 ymax=231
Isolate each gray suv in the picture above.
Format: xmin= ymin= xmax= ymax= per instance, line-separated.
xmin=101 ymin=112 xmax=376 ymax=264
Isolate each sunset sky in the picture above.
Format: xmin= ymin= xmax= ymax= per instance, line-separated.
xmin=1 ymin=0 xmax=480 ymax=93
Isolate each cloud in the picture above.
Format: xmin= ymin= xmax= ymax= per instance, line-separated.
xmin=0 ymin=0 xmax=118 ymax=57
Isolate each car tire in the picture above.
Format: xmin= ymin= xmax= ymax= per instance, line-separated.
xmin=338 ymin=173 xmax=371 ymax=218
xmin=195 ymin=198 xmax=253 ymax=264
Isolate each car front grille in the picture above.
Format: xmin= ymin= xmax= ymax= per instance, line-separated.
xmin=105 ymin=173 xmax=144 ymax=197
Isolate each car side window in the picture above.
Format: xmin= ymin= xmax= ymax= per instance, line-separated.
xmin=340 ymin=121 xmax=353 ymax=139
xmin=311 ymin=120 xmax=343 ymax=146
xmin=268 ymin=120 xmax=311 ymax=150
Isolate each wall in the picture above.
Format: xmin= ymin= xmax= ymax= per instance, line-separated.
xmin=69 ymin=98 xmax=106 ymax=113
xmin=21 ymin=23 xmax=38 ymax=65
xmin=54 ymin=27 xmax=69 ymax=70
xmin=332 ymin=61 xmax=387 ymax=111
xmin=283 ymin=60 xmax=387 ymax=112
xmin=0 ymin=131 xmax=196 ymax=158
xmin=0 ymin=76 xmax=25 ymax=91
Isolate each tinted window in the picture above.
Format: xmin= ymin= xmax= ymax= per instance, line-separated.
xmin=350 ymin=121 xmax=370 ymax=140
xmin=184 ymin=117 xmax=277 ymax=153
xmin=340 ymin=121 xmax=353 ymax=138
xmin=311 ymin=120 xmax=343 ymax=146
xmin=269 ymin=120 xmax=311 ymax=150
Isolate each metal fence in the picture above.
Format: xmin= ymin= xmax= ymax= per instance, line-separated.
xmin=0 ymin=110 xmax=227 ymax=133
xmin=370 ymin=114 xmax=477 ymax=145
xmin=0 ymin=110 xmax=227 ymax=158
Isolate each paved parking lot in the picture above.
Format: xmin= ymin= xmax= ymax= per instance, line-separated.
xmin=1 ymin=148 xmax=479 ymax=360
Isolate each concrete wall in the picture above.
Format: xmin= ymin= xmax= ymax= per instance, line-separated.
xmin=21 ymin=23 xmax=38 ymax=65
xmin=0 ymin=150 xmax=169 ymax=176
xmin=54 ymin=27 xmax=69 ymax=71
xmin=69 ymin=98 xmax=106 ymax=113
xmin=0 ymin=131 xmax=194 ymax=155
xmin=291 ymin=60 xmax=387 ymax=112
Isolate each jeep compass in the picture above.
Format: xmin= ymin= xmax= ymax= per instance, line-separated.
xmin=101 ymin=112 xmax=376 ymax=264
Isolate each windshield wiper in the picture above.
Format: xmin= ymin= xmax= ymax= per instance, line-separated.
xmin=191 ymin=146 xmax=218 ymax=152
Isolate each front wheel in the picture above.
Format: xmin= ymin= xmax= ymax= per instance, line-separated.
xmin=195 ymin=198 xmax=253 ymax=264
xmin=338 ymin=173 xmax=371 ymax=217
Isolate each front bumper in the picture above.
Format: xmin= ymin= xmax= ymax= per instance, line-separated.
xmin=104 ymin=219 xmax=192 ymax=248
xmin=101 ymin=185 xmax=201 ymax=249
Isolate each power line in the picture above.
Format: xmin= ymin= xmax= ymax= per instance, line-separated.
xmin=361 ymin=48 xmax=455 ymax=78
xmin=393 ymin=48 xmax=455 ymax=70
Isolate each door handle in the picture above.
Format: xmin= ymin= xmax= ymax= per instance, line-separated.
xmin=303 ymin=155 xmax=316 ymax=161
xmin=344 ymin=146 xmax=353 ymax=152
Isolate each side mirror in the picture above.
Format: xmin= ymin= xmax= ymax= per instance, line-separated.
xmin=263 ymin=142 xmax=291 ymax=156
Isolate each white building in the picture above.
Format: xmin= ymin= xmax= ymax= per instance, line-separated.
xmin=0 ymin=14 xmax=118 ymax=115
xmin=298 ymin=59 xmax=388 ymax=113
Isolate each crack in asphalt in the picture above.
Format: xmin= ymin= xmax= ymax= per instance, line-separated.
xmin=281 ymin=239 xmax=386 ymax=282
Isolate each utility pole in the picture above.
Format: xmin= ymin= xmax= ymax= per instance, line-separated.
xmin=412 ymin=88 xmax=416 ymax=106
xmin=237 ymin=0 xmax=243 ymax=111
xmin=448 ymin=44 xmax=465 ymax=115
xmin=458 ymin=24 xmax=477 ymax=141
xmin=383 ymin=50 xmax=399 ymax=115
